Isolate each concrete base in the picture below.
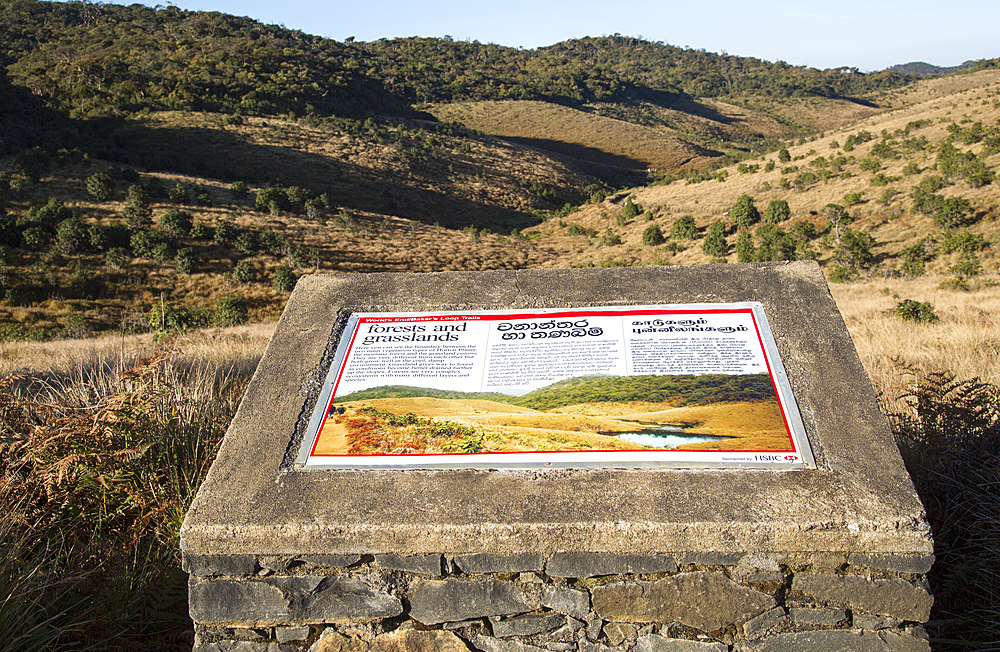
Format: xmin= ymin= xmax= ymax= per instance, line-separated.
xmin=181 ymin=263 xmax=933 ymax=651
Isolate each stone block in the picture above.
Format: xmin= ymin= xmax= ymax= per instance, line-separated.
xmin=409 ymin=579 xmax=533 ymax=625
xmin=184 ymin=554 xmax=259 ymax=577
xmin=298 ymin=577 xmax=404 ymax=623
xmin=604 ymin=621 xmax=638 ymax=645
xmin=636 ymin=636 xmax=729 ymax=652
xmin=311 ymin=629 xmax=469 ymax=652
xmin=676 ymin=552 xmax=743 ymax=567
xmin=738 ymin=553 xmax=782 ymax=572
xmin=592 ymin=571 xmax=776 ymax=632
xmin=787 ymin=607 xmax=846 ymax=627
xmin=541 ymin=586 xmax=591 ymax=619
xmin=491 ymin=613 xmax=564 ymax=637
xmin=452 ymin=553 xmax=546 ymax=574
xmin=258 ymin=556 xmax=297 ymax=572
xmin=847 ymin=554 xmax=935 ymax=575
xmin=190 ymin=578 xmax=293 ymax=625
xmin=742 ymin=607 xmax=787 ymax=639
xmin=547 ymin=553 xmax=678 ymax=578
xmin=792 ymin=573 xmax=932 ymax=622
xmin=733 ymin=628 xmax=930 ymax=651
xmin=372 ymin=629 xmax=469 ymax=651
xmin=189 ymin=577 xmax=402 ymax=626
xmin=473 ymin=635 xmax=548 ymax=652
xmin=374 ymin=553 xmax=442 ymax=576
xmin=275 ymin=626 xmax=311 ymax=643
xmin=744 ymin=572 xmax=785 ymax=584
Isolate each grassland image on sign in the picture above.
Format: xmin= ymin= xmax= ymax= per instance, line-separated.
xmin=298 ymin=305 xmax=813 ymax=469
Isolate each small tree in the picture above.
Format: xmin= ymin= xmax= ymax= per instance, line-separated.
xmin=778 ymin=148 xmax=791 ymax=163
xmin=168 ymin=182 xmax=188 ymax=204
xmin=233 ymin=259 xmax=257 ymax=284
xmin=86 ymin=173 xmax=114 ymax=201
xmin=621 ymin=197 xmax=641 ymax=222
xmin=213 ymin=217 xmax=239 ymax=247
xmin=213 ymin=293 xmax=248 ymax=326
xmin=174 ymin=247 xmax=196 ymax=274
xmin=702 ymin=220 xmax=729 ymax=258
xmin=934 ymin=197 xmax=974 ymax=229
xmin=670 ymin=215 xmax=698 ymax=240
xmin=159 ymin=208 xmax=193 ymax=237
xmin=123 ymin=184 xmax=152 ymax=231
xmin=762 ymin=199 xmax=790 ymax=224
xmin=272 ymin=265 xmax=297 ymax=291
xmin=642 ymin=223 xmax=665 ymax=246
xmin=735 ymin=231 xmax=756 ymax=262
xmin=55 ymin=217 xmax=89 ymax=255
xmin=823 ymin=203 xmax=851 ymax=239
xmin=834 ymin=228 xmax=875 ymax=274
xmin=730 ymin=194 xmax=760 ymax=229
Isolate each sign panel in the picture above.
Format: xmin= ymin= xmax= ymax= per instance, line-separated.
xmin=294 ymin=304 xmax=814 ymax=469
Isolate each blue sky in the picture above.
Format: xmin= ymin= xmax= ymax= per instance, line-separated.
xmin=147 ymin=0 xmax=997 ymax=71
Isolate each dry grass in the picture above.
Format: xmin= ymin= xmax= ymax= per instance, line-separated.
xmin=0 ymin=322 xmax=276 ymax=378
xmin=830 ymin=275 xmax=1000 ymax=411
xmin=425 ymin=100 xmax=714 ymax=171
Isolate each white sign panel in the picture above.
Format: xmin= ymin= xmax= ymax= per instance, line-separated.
xmin=295 ymin=304 xmax=814 ymax=469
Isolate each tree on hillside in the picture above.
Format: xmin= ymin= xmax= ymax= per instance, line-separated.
xmin=762 ymin=199 xmax=790 ymax=223
xmin=642 ymin=223 xmax=665 ymax=246
xmin=702 ymin=220 xmax=728 ymax=258
xmin=730 ymin=194 xmax=759 ymax=229
xmin=823 ymin=203 xmax=851 ymax=239
xmin=123 ymin=184 xmax=152 ymax=231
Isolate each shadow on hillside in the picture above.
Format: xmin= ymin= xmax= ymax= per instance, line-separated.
xmin=106 ymin=121 xmax=542 ymax=232
xmin=641 ymin=89 xmax=739 ymax=125
xmin=507 ymin=136 xmax=650 ymax=170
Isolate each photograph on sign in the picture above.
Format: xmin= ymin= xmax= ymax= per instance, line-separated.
xmin=295 ymin=304 xmax=814 ymax=469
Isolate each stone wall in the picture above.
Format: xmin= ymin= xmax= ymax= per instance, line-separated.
xmin=186 ymin=550 xmax=933 ymax=652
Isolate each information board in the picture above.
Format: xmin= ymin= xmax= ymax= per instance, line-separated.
xmin=294 ymin=303 xmax=814 ymax=469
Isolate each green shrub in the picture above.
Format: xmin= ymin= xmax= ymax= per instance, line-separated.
xmin=213 ymin=293 xmax=248 ymax=326
xmin=255 ymin=186 xmax=290 ymax=214
xmin=894 ymin=299 xmax=938 ymax=323
xmin=233 ymin=231 xmax=258 ymax=256
xmin=213 ymin=217 xmax=238 ymax=247
xmin=671 ymin=215 xmax=698 ymax=240
xmin=174 ymin=247 xmax=196 ymax=274
xmin=104 ymin=247 xmax=129 ymax=269
xmin=735 ymin=231 xmax=755 ymax=262
xmin=233 ymin=259 xmax=257 ymax=284
xmin=129 ymin=229 xmax=166 ymax=259
xmin=55 ymin=218 xmax=89 ymax=255
xmin=159 ymin=208 xmax=193 ymax=237
xmin=123 ymin=184 xmax=152 ymax=231
xmin=642 ymin=224 xmax=665 ymax=246
xmin=149 ymin=302 xmax=197 ymax=334
xmin=271 ymin=265 xmax=297 ymax=291
xmin=86 ymin=172 xmax=114 ymax=201
xmin=621 ymin=197 xmax=641 ymax=222
xmin=702 ymin=220 xmax=728 ymax=257
xmin=168 ymin=182 xmax=188 ymax=204
xmin=762 ymin=199 xmax=790 ymax=223
xmin=843 ymin=192 xmax=865 ymax=206
xmin=730 ymin=194 xmax=759 ymax=228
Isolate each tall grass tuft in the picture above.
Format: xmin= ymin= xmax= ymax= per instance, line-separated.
xmin=0 ymin=349 xmax=246 ymax=650
xmin=884 ymin=366 xmax=1000 ymax=649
